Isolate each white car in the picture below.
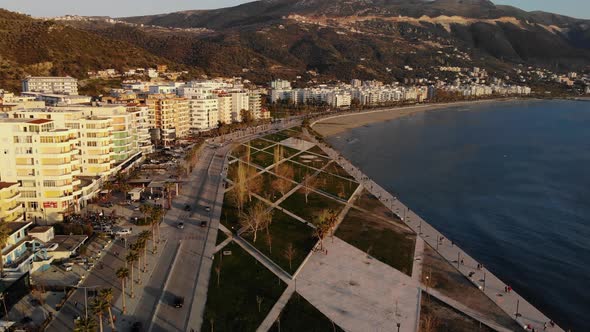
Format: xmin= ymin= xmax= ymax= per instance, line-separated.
xmin=115 ymin=228 xmax=132 ymax=236
xmin=45 ymin=243 xmax=59 ymax=251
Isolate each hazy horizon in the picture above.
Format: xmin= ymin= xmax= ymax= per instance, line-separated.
xmin=0 ymin=0 xmax=588 ymax=19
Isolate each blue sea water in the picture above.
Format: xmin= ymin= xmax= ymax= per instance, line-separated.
xmin=327 ymin=100 xmax=590 ymax=331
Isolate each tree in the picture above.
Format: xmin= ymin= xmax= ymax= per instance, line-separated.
xmin=165 ymin=182 xmax=175 ymax=209
xmin=266 ymin=232 xmax=273 ymax=254
xmin=151 ymin=206 xmax=164 ymax=245
xmin=256 ymin=295 xmax=263 ymax=313
xmin=246 ymin=172 xmax=263 ymax=201
xmin=239 ymin=202 xmax=273 ymax=243
xmin=99 ymin=288 xmax=115 ymax=330
xmin=139 ymin=204 xmax=153 ymax=225
xmin=314 ymin=210 xmax=337 ymax=250
xmin=302 ymin=175 xmax=319 ymax=204
xmin=0 ymin=224 xmax=10 ymax=277
xmin=74 ymin=316 xmax=97 ymax=332
xmin=138 ymin=230 xmax=152 ymax=271
xmin=231 ymin=162 xmax=248 ymax=212
xmin=91 ymin=298 xmax=108 ymax=332
xmin=283 ymin=243 xmax=296 ymax=272
xmin=214 ymin=262 xmax=222 ymax=288
xmin=116 ymin=267 xmax=129 ymax=314
xmin=273 ymin=145 xmax=284 ymax=165
xmin=421 ymin=313 xmax=440 ymax=332
xmin=273 ymin=162 xmax=295 ymax=196
xmin=125 ymin=251 xmax=139 ymax=298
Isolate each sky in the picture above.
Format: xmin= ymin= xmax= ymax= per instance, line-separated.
xmin=0 ymin=0 xmax=588 ymax=19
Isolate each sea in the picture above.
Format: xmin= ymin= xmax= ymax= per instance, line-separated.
xmin=327 ymin=100 xmax=590 ymax=331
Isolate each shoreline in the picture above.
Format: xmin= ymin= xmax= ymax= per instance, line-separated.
xmin=311 ymin=98 xmax=532 ymax=137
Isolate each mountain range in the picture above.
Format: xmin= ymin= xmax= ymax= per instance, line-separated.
xmin=1 ymin=0 xmax=589 ymax=91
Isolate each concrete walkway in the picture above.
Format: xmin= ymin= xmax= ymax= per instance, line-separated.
xmin=296 ymin=237 xmax=420 ymax=332
xmin=313 ymin=139 xmax=564 ymax=332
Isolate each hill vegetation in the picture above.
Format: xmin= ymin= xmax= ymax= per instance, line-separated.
xmin=0 ymin=9 xmax=176 ymax=92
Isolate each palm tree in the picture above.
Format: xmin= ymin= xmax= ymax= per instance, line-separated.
xmin=116 ymin=267 xmax=129 ymax=314
xmin=99 ymin=288 xmax=115 ymax=330
xmin=134 ymin=239 xmax=147 ymax=273
xmin=139 ymin=204 xmax=152 ymax=225
xmin=151 ymin=207 xmax=164 ymax=244
xmin=0 ymin=223 xmax=11 ymax=277
xmin=91 ymin=298 xmax=108 ymax=332
xmin=74 ymin=315 xmax=97 ymax=332
xmin=138 ymin=230 xmax=152 ymax=271
xmin=125 ymin=251 xmax=139 ymax=298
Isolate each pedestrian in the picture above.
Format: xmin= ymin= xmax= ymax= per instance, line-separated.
xmin=543 ymin=322 xmax=547 ymax=330
xmin=460 ymin=259 xmax=464 ymax=265
xmin=504 ymin=286 xmax=508 ymax=293
xmin=74 ymin=301 xmax=78 ymax=308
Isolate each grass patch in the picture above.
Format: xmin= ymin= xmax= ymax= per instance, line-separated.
xmin=336 ymin=208 xmax=415 ymax=276
xmin=270 ymin=292 xmax=345 ymax=332
xmin=242 ymin=209 xmax=316 ymax=274
xmin=249 ymin=138 xmax=276 ymax=150
xmin=354 ymin=189 xmax=403 ymax=223
xmin=420 ymin=296 xmax=495 ymax=332
xmin=250 ymin=150 xmax=276 ymax=168
xmin=314 ymin=171 xmax=359 ymax=201
xmin=202 ymin=242 xmax=287 ymax=332
xmin=279 ymin=189 xmax=344 ymax=225
xmin=323 ymin=161 xmax=355 ymax=180
xmin=216 ymin=230 xmax=228 ymax=245
xmin=292 ymin=153 xmax=332 ymax=170
xmin=306 ymin=145 xmax=328 ymax=157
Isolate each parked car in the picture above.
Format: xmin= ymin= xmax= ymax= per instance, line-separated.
xmin=200 ymin=221 xmax=207 ymax=228
xmin=62 ymin=263 xmax=73 ymax=271
xmin=177 ymin=222 xmax=184 ymax=229
xmin=45 ymin=243 xmax=59 ymax=251
xmin=173 ymin=296 xmax=184 ymax=308
xmin=184 ymin=205 xmax=191 ymax=212
xmin=204 ymin=206 xmax=211 ymax=212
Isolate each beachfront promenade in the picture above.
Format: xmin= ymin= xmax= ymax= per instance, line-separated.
xmin=308 ymin=128 xmax=564 ymax=332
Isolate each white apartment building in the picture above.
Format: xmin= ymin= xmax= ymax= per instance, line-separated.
xmin=230 ymin=91 xmax=249 ymax=123
xmin=217 ymin=94 xmax=233 ymax=124
xmin=22 ymin=76 xmax=78 ymax=95
xmin=189 ymin=97 xmax=219 ymax=131
xmin=0 ymin=119 xmax=87 ymax=222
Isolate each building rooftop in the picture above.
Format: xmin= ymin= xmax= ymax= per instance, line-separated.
xmin=28 ymin=226 xmax=53 ymax=233
xmin=28 ymin=119 xmax=53 ymax=124
xmin=5 ymin=222 xmax=32 ymax=235
xmin=48 ymin=235 xmax=88 ymax=253
xmin=0 ymin=182 xmax=18 ymax=190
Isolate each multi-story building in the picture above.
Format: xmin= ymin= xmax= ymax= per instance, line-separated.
xmin=0 ymin=119 xmax=84 ymax=223
xmin=248 ymin=91 xmax=262 ymax=119
xmin=0 ymin=182 xmax=23 ymax=223
xmin=22 ymin=76 xmax=79 ymax=95
xmin=230 ymin=91 xmax=249 ymax=123
xmin=189 ymin=97 xmax=219 ymax=132
xmin=145 ymin=95 xmax=190 ymax=146
xmin=126 ymin=104 xmax=154 ymax=154
xmin=216 ymin=94 xmax=233 ymax=125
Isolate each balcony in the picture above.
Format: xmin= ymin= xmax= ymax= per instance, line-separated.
xmin=2 ymin=192 xmax=21 ymax=203
xmin=4 ymin=204 xmax=23 ymax=216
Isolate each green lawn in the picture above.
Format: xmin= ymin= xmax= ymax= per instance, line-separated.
xmin=202 ymin=241 xmax=287 ymax=332
xmin=323 ymin=161 xmax=356 ymax=180
xmin=306 ymin=145 xmax=329 ymax=157
xmin=249 ymin=138 xmax=276 ymax=150
xmin=354 ymin=189 xmax=402 ymax=223
xmin=292 ymin=153 xmax=332 ymax=170
xmin=250 ymin=150 xmax=276 ymax=168
xmin=242 ymin=209 xmax=316 ymax=274
xmin=270 ymin=292 xmax=345 ymax=332
xmin=221 ymin=190 xmax=265 ymax=232
xmin=314 ymin=171 xmax=359 ymax=201
xmin=279 ymin=188 xmax=344 ymax=226
xmin=216 ymin=230 xmax=229 ymax=245
xmin=335 ymin=208 xmax=416 ymax=276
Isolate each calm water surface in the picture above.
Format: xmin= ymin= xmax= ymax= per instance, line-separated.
xmin=327 ymin=100 xmax=590 ymax=331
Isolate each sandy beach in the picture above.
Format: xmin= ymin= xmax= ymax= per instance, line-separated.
xmin=312 ymin=98 xmax=522 ymax=137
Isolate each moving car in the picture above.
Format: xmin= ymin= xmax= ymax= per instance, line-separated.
xmin=115 ymin=228 xmax=132 ymax=236
xmin=184 ymin=204 xmax=191 ymax=212
xmin=173 ymin=296 xmax=184 ymax=308
xmin=177 ymin=222 xmax=184 ymax=229
xmin=204 ymin=206 xmax=211 ymax=212
xmin=200 ymin=221 xmax=207 ymax=228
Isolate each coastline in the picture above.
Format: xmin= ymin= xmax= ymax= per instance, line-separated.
xmin=311 ymin=98 xmax=529 ymax=137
